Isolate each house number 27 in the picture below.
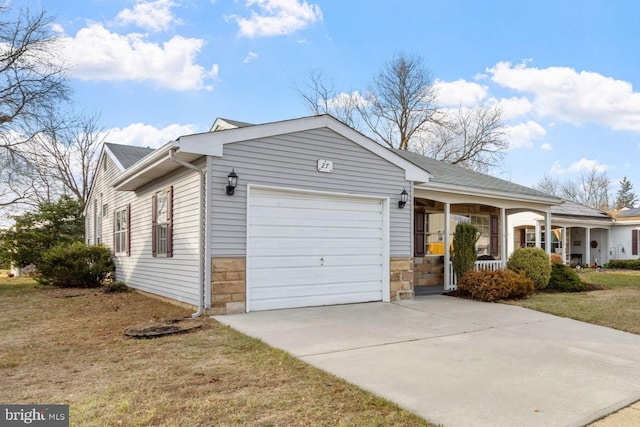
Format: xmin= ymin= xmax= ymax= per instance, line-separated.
xmin=317 ymin=159 xmax=333 ymax=173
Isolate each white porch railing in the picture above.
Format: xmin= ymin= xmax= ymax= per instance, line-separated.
xmin=447 ymin=260 xmax=505 ymax=290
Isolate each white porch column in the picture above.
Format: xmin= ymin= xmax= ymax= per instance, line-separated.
xmin=545 ymin=210 xmax=552 ymax=255
xmin=585 ymin=227 xmax=591 ymax=266
xmin=500 ymin=208 xmax=507 ymax=262
xmin=535 ymin=221 xmax=541 ymax=248
xmin=562 ymin=226 xmax=567 ymax=264
xmin=444 ymin=202 xmax=452 ymax=290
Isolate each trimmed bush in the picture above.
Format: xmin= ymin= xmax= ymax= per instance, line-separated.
xmin=452 ymin=222 xmax=479 ymax=280
xmin=608 ymin=259 xmax=640 ymax=270
xmin=37 ymin=242 xmax=115 ymax=288
xmin=548 ymin=263 xmax=586 ymax=292
xmin=549 ymin=253 xmax=563 ymax=264
xmin=507 ymin=247 xmax=552 ymax=290
xmin=457 ymin=269 xmax=535 ymax=302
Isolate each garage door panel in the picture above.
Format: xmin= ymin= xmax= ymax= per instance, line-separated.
xmin=249 ymin=254 xmax=383 ymax=269
xmin=247 ymin=187 xmax=386 ymax=312
xmin=251 ymin=281 xmax=383 ymax=300
xmin=249 ymin=225 xmax=383 ymax=239
xmin=249 ymin=291 xmax=383 ymax=312
xmin=249 ymin=237 xmax=383 ymax=251
xmin=250 ymin=265 xmax=383 ymax=288
xmin=250 ymin=244 xmax=385 ymax=258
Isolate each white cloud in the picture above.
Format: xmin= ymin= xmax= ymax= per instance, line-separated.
xmin=433 ymin=79 xmax=488 ymax=107
xmin=496 ymin=96 xmax=534 ymax=120
xmin=103 ymin=123 xmax=200 ymax=148
xmin=243 ymin=51 xmax=259 ymax=63
xmin=229 ymin=0 xmax=323 ymax=37
xmin=60 ymin=23 xmax=218 ymax=90
xmin=326 ymin=91 xmax=369 ymax=110
xmin=540 ymin=143 xmax=552 ymax=151
xmin=116 ymin=0 xmax=180 ymax=32
xmin=503 ymin=120 xmax=546 ymax=149
xmin=550 ymin=158 xmax=609 ymax=175
xmin=487 ymin=61 xmax=640 ymax=132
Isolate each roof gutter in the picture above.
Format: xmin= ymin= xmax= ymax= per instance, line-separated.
xmin=168 ymin=148 xmax=206 ymax=318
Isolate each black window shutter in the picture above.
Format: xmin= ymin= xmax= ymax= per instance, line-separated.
xmin=490 ymin=216 xmax=499 ymax=257
xmin=414 ymin=211 xmax=425 ymax=257
xmin=519 ymin=228 xmax=526 ymax=248
xmin=633 ymin=229 xmax=638 ymax=256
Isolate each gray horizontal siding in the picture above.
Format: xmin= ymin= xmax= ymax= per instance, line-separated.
xmin=208 ymin=128 xmax=411 ymax=257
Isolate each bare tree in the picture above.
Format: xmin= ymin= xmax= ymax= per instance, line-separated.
xmin=12 ymin=112 xmax=105 ymax=209
xmin=296 ymin=52 xmax=508 ymax=171
xmin=535 ymin=174 xmax=562 ymax=196
xmin=415 ymin=104 xmax=507 ymax=173
xmin=0 ymin=6 xmax=69 ymax=150
xmin=358 ymin=52 xmax=439 ymax=150
xmin=536 ymin=170 xmax=612 ymax=210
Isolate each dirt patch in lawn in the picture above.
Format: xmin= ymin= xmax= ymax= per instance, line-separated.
xmin=0 ymin=279 xmax=433 ymax=426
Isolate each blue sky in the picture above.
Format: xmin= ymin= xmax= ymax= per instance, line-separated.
xmin=36 ymin=0 xmax=640 ymax=198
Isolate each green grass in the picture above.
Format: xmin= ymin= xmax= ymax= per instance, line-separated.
xmin=512 ymin=270 xmax=640 ymax=335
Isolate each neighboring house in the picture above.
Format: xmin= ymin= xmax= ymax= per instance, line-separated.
xmin=508 ymin=203 xmax=640 ymax=266
xmin=610 ymin=208 xmax=640 ymax=259
xmin=85 ymin=115 xmax=562 ymax=315
xmin=509 ymin=201 xmax=613 ymax=266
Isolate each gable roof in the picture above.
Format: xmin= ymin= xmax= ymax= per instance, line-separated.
xmin=210 ymin=118 xmax=254 ymax=131
xmin=114 ymin=114 xmax=434 ymax=192
xmin=104 ymin=142 xmax=155 ymax=171
xmin=393 ymin=149 xmax=560 ymax=204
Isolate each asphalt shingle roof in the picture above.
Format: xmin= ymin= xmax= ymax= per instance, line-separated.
xmin=616 ymin=207 xmax=640 ymax=218
xmin=551 ymin=200 xmax=611 ymax=219
xmin=105 ymin=142 xmax=154 ymax=170
xmin=392 ymin=149 xmax=556 ymax=199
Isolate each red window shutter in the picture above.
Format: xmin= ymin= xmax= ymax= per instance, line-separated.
xmin=126 ymin=204 xmax=131 ymax=257
xmin=167 ymin=186 xmax=173 ymax=258
xmin=633 ymin=229 xmax=639 ymax=256
xmin=414 ymin=211 xmax=425 ymax=257
xmin=490 ymin=216 xmax=499 ymax=257
xmin=151 ymin=193 xmax=157 ymax=257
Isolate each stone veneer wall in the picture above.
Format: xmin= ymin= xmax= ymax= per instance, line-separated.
xmin=414 ymin=256 xmax=445 ymax=286
xmin=390 ymin=257 xmax=414 ymax=300
xmin=210 ymin=257 xmax=246 ymax=315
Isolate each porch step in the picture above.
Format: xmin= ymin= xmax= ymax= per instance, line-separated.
xmin=414 ymin=286 xmax=445 ymax=296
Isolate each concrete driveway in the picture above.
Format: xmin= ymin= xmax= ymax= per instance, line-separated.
xmin=214 ymin=296 xmax=640 ymax=427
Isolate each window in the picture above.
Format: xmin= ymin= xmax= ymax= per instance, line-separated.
xmin=419 ymin=213 xmax=495 ymax=256
xmin=102 ymin=204 xmax=108 ymax=218
xmin=114 ymin=205 xmax=130 ymax=256
xmin=152 ymin=187 xmax=173 ymax=257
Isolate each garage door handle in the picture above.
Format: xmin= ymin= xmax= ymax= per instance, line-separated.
xmin=320 ymin=257 xmax=324 ymax=266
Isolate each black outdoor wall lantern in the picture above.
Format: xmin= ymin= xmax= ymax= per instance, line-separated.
xmin=398 ymin=188 xmax=408 ymax=208
xmin=226 ymin=169 xmax=238 ymax=195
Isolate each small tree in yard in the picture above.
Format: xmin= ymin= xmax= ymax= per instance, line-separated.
xmin=0 ymin=196 xmax=84 ymax=269
xmin=507 ymin=247 xmax=552 ymax=290
xmin=452 ymin=222 xmax=479 ymax=280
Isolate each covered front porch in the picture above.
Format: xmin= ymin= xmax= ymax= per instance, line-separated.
xmin=413 ymin=189 xmax=557 ymax=291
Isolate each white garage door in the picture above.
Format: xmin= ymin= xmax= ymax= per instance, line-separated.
xmin=247 ymin=187 xmax=388 ymax=312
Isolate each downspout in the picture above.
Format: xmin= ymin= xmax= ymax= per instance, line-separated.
xmin=169 ymin=148 xmax=206 ymax=318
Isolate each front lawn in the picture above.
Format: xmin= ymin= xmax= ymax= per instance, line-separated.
xmin=511 ymin=270 xmax=640 ymax=335
xmin=0 ymin=277 xmax=433 ymax=426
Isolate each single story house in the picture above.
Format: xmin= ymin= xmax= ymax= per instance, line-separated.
xmin=509 ymin=203 xmax=640 ymax=266
xmin=85 ymin=115 xmax=565 ymax=315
